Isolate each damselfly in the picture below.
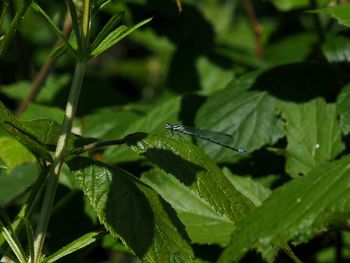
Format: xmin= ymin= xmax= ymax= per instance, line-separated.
xmin=165 ymin=123 xmax=247 ymax=154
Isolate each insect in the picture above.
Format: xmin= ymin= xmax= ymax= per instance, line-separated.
xmin=165 ymin=123 xmax=247 ymax=154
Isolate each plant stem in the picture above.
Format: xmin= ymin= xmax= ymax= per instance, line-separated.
xmin=0 ymin=0 xmax=31 ymax=57
xmin=33 ymin=61 xmax=86 ymax=263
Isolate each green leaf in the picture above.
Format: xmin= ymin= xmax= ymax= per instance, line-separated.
xmin=279 ymin=98 xmax=345 ymax=177
xmin=222 ymin=167 xmax=271 ymax=207
xmin=0 ymin=164 xmax=38 ymax=205
xmin=0 ymin=75 xmax=70 ymax=104
xmin=43 ymin=231 xmax=105 ymax=263
xmin=195 ymin=76 xmax=284 ymax=161
xmin=218 ymin=155 xmax=350 ymax=262
xmin=265 ymin=33 xmax=317 ymax=65
xmin=104 ymin=96 xmax=182 ymax=163
xmin=270 ymin=0 xmax=329 ymax=11
xmin=0 ymin=136 xmax=35 ymax=173
xmin=0 ymin=100 xmax=52 ymax=161
xmin=315 ymin=4 xmax=350 ymax=28
xmin=141 ymin=168 xmax=236 ymax=245
xmin=337 ymin=84 xmax=350 ymax=135
xmin=89 ymin=12 xmax=124 ymax=52
xmin=67 ymin=157 xmax=194 ymax=263
xmin=31 ymin=2 xmax=76 ymax=56
xmin=66 ymin=0 xmax=81 ymax=53
xmin=20 ymin=103 xmax=65 ymax=123
xmin=322 ymin=36 xmax=350 ymax=63
xmin=126 ymin=133 xmax=255 ymax=224
xmin=196 ymin=56 xmax=235 ymax=95
xmin=90 ymin=17 xmax=152 ymax=57
xmin=23 ymin=218 xmax=35 ymax=263
xmin=0 ymin=101 xmax=95 ymax=160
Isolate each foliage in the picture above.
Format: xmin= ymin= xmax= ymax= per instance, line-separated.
xmin=1 ymin=0 xmax=350 ymax=262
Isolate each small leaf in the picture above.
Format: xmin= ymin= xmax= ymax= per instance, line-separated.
xmin=315 ymin=4 xmax=350 ymax=28
xmin=31 ymin=2 xmax=76 ymax=56
xmin=0 ymin=100 xmax=52 ymax=161
xmin=279 ymin=98 xmax=345 ymax=177
xmin=218 ymin=155 xmax=350 ymax=262
xmin=322 ymin=36 xmax=350 ymax=63
xmin=104 ymin=96 xmax=181 ymax=163
xmin=43 ymin=231 xmax=105 ymax=263
xmin=336 ymin=84 xmax=350 ymax=135
xmin=89 ymin=12 xmax=124 ymax=52
xmin=66 ymin=0 xmax=81 ymax=53
xmin=0 ymin=101 xmax=95 ymax=160
xmin=0 ymin=164 xmax=38 ymax=205
xmin=0 ymin=136 xmax=35 ymax=173
xmin=270 ymin=0 xmax=328 ymax=11
xmin=90 ymin=17 xmax=152 ymax=57
xmin=68 ymin=157 xmax=194 ymax=263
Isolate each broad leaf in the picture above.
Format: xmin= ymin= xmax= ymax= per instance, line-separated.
xmin=90 ymin=17 xmax=152 ymax=57
xmin=141 ymin=168 xmax=236 ymax=245
xmin=140 ymin=166 xmax=272 ymax=245
xmin=218 ymin=155 xmax=350 ymax=262
xmin=316 ymin=4 xmax=350 ymax=28
xmin=195 ymin=76 xmax=284 ymax=161
xmin=126 ymin=133 xmax=255 ymax=224
xmin=68 ymin=157 xmax=194 ymax=263
xmin=279 ymin=98 xmax=344 ymax=177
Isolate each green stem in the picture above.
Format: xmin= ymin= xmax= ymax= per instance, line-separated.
xmin=33 ymin=61 xmax=86 ymax=263
xmin=0 ymin=0 xmax=32 ymax=57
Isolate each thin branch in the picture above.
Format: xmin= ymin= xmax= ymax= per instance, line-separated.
xmin=67 ymin=138 xmax=127 ymax=156
xmin=16 ymin=11 xmax=73 ymax=116
xmin=242 ymin=0 xmax=264 ymax=59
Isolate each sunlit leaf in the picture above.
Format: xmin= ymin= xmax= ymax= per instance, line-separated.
xmin=141 ymin=168 xmax=235 ymax=245
xmin=322 ymin=36 xmax=350 ymax=63
xmin=90 ymin=17 xmax=152 ymax=57
xmin=0 ymin=136 xmax=35 ymax=173
xmin=315 ymin=4 xmax=350 ymax=28
xmin=218 ymin=155 xmax=350 ymax=262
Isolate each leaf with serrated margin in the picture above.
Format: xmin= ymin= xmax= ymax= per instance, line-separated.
xmin=195 ymin=75 xmax=284 ymax=162
xmin=67 ymin=157 xmax=194 ymax=263
xmin=279 ymin=98 xmax=345 ymax=177
xmin=218 ymin=155 xmax=350 ymax=262
xmin=315 ymin=4 xmax=350 ymax=28
xmin=126 ymin=133 xmax=255 ymax=225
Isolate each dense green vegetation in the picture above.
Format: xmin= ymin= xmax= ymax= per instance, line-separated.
xmin=1 ymin=0 xmax=350 ymax=262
